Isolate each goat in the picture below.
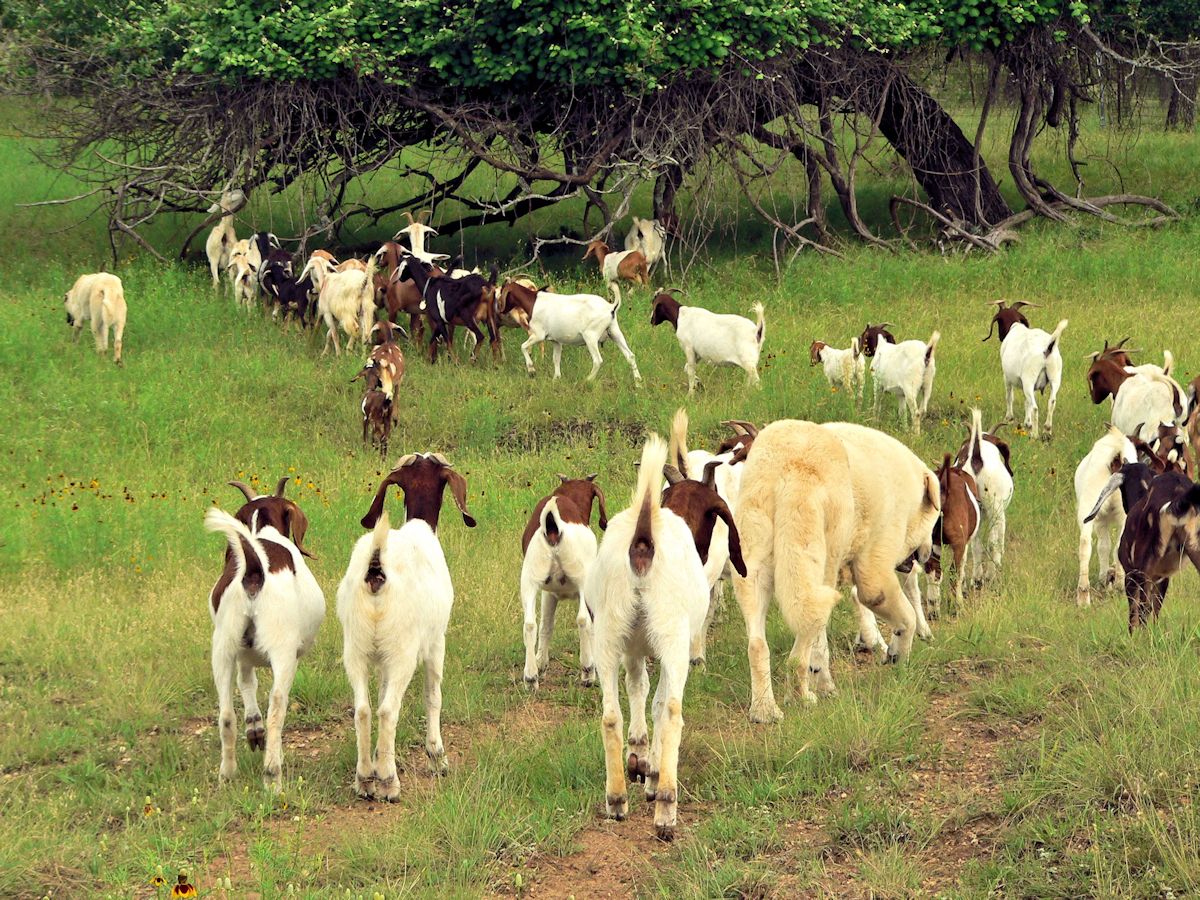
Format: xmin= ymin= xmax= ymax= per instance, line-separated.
xmin=954 ymin=409 xmax=1014 ymax=585
xmin=666 ymin=409 xmax=746 ymax=665
xmin=1075 ymin=425 xmax=1138 ymax=607
xmin=623 ymin=216 xmax=666 ymax=270
xmin=650 ymin=290 xmax=765 ymax=393
xmin=205 ymin=479 xmax=323 ymax=790
xmin=1115 ymin=469 xmax=1200 ymax=630
xmin=360 ymin=390 xmax=394 ymax=458
xmin=582 ymin=240 xmax=649 ymax=303
xmin=501 ymin=281 xmax=642 ymax=384
xmin=360 ymin=320 xmax=406 ymax=399
xmin=860 ymin=324 xmax=940 ymax=434
xmin=261 ymin=263 xmax=316 ymax=330
xmin=810 ymin=337 xmax=865 ymax=401
xmin=715 ymin=420 xmax=760 ymax=457
xmin=1086 ymin=343 xmax=1188 ymax=440
xmin=337 ymin=453 xmax=476 ymax=799
xmin=584 ymin=434 xmax=709 ymax=840
xmin=519 ymin=474 xmax=608 ymax=687
xmin=1150 ymin=421 xmax=1192 ymax=475
xmin=982 ymin=300 xmax=1067 ymax=440
xmin=314 ymin=260 xmax=377 ymax=356
xmin=205 ymin=191 xmax=243 ymax=288
xmin=392 ymin=210 xmax=449 ymax=265
xmin=397 ymin=256 xmax=499 ymax=363
xmin=733 ymin=420 xmax=940 ymax=720
xmin=228 ymin=254 xmax=258 ymax=311
xmin=373 ymin=243 xmax=433 ymax=342
xmin=64 ymin=273 xmax=127 ymax=365
xmin=926 ymin=454 xmax=981 ymax=612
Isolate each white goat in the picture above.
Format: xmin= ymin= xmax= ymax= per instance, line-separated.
xmin=519 ymin=475 xmax=607 ymax=687
xmin=337 ymin=453 xmax=476 ymax=799
xmin=228 ymin=255 xmax=258 ymax=310
xmin=623 ymin=216 xmax=666 ymax=269
xmin=1074 ymin=425 xmax=1138 ymax=607
xmin=64 ymin=273 xmax=127 ymax=365
xmin=510 ymin=285 xmax=642 ymax=384
xmin=811 ymin=338 xmax=865 ymax=400
xmin=958 ymin=409 xmax=1015 ymax=584
xmin=585 ymin=434 xmax=709 ymax=840
xmin=393 ymin=218 xmax=449 ymax=265
xmin=649 ymin=291 xmax=765 ymax=393
xmin=315 ymin=262 xmax=377 ymax=356
xmin=983 ymin=300 xmax=1067 ymax=440
xmin=863 ymin=328 xmax=940 ymax=434
xmin=205 ymin=191 xmax=243 ymax=288
xmin=1112 ymin=371 xmax=1188 ymax=440
xmin=204 ymin=484 xmax=324 ymax=791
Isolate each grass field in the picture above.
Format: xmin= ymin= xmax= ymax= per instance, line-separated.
xmin=4 ymin=99 xmax=1200 ymax=899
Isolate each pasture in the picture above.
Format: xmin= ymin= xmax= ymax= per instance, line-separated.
xmin=3 ymin=100 xmax=1200 ymax=898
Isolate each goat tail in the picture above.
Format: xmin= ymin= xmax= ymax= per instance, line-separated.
xmin=752 ymin=302 xmax=766 ymax=347
xmin=925 ymin=330 xmax=941 ymax=365
xmin=1046 ymin=319 xmax=1069 ymax=356
xmin=539 ymin=496 xmax=566 ymax=547
xmin=967 ymin=407 xmax=983 ymax=466
xmin=632 ymin=434 xmax=668 ymax=514
xmin=1163 ymin=349 xmax=1175 ymax=379
xmin=204 ymin=507 xmax=268 ymax=598
xmin=850 ymin=336 xmax=861 ymax=358
xmin=668 ymin=408 xmax=690 ymax=478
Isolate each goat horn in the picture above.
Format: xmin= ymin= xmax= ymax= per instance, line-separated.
xmin=429 ymin=452 xmax=452 ymax=467
xmin=722 ymin=420 xmax=759 ymax=437
xmin=1084 ymin=350 xmax=1102 ymax=360
xmin=876 ymin=322 xmax=894 ymax=329
xmin=586 ymin=472 xmax=599 ymax=481
xmin=662 ymin=465 xmax=685 ymax=485
xmin=987 ymin=299 xmax=1007 ymax=308
xmin=403 ymin=211 xmax=415 ymax=226
xmin=1116 ymin=336 xmax=1131 ymax=349
xmin=989 ymin=421 xmax=1007 ymax=435
xmin=661 ymin=286 xmax=684 ymax=295
xmin=556 ymin=473 xmax=570 ymax=483
xmin=274 ymin=477 xmax=290 ymax=497
xmin=1012 ymin=301 xmax=1042 ymax=309
xmin=416 ymin=209 xmax=431 ymax=224
xmin=394 ymin=453 xmax=418 ymax=469
xmin=228 ymin=481 xmax=255 ymax=501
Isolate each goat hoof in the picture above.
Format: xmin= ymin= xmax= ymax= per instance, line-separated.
xmin=626 ymin=753 xmax=644 ymax=784
xmin=262 ymin=767 xmax=282 ymax=793
xmin=219 ymin=763 xmax=237 ymax=782
xmin=1076 ymin=589 xmax=1092 ymax=609
xmin=373 ymin=774 xmax=400 ymax=802
xmin=606 ymin=794 xmax=628 ymax=820
xmin=655 ymin=823 xmax=676 ymax=842
xmin=355 ymin=774 xmax=375 ymax=799
xmin=748 ymin=700 xmax=784 ymax=724
xmin=522 ymin=675 xmax=538 ymax=690
xmin=428 ymin=751 xmax=449 ymax=777
xmin=579 ymin=666 xmax=596 ymax=687
xmin=245 ymin=717 xmax=266 ymax=752
xmin=689 ymin=656 xmax=706 ymax=668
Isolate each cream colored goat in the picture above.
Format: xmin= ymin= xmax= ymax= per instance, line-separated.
xmin=64 ymin=273 xmax=127 ymax=365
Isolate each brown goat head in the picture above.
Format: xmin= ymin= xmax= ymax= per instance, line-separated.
xmin=361 ymin=453 xmax=476 ymax=531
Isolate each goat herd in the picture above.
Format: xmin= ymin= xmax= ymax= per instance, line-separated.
xmin=57 ymin=203 xmax=1200 ymax=842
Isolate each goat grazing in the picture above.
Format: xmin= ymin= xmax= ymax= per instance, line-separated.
xmin=584 ymin=434 xmax=710 ymax=840
xmin=205 ymin=479 xmax=323 ymax=790
xmin=518 ymin=474 xmax=609 ymax=687
xmin=954 ymin=409 xmax=1014 ymax=585
xmin=64 ymin=273 xmax=127 ymax=365
xmin=314 ymin=260 xmax=377 ymax=356
xmin=337 ymin=453 xmax=476 ymax=799
xmin=860 ymin=324 xmax=940 ymax=434
xmin=810 ymin=337 xmax=865 ymax=401
xmin=733 ymin=421 xmax=940 ymax=720
xmin=1074 ymin=425 xmax=1138 ymax=607
xmin=650 ymin=290 xmax=765 ymax=393
xmin=983 ymin=300 xmax=1067 ymax=439
xmin=582 ymin=240 xmax=649 ymax=302
xmin=500 ymin=281 xmax=642 ymax=384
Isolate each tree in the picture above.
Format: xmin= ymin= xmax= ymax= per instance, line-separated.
xmin=7 ymin=0 xmax=1194 ymax=261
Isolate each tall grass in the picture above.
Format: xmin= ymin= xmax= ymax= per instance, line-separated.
xmin=3 ymin=98 xmax=1200 ymax=896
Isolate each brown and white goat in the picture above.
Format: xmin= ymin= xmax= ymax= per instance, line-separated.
xmin=583 ymin=240 xmax=649 ymax=302
xmin=206 ymin=478 xmax=323 ymax=790
xmin=519 ymin=474 xmax=609 ymax=687
xmin=926 ymin=454 xmax=981 ymax=612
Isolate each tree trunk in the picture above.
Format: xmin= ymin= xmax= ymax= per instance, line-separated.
xmin=866 ymin=66 xmax=1013 ymax=227
xmin=1166 ymin=50 xmax=1197 ymax=131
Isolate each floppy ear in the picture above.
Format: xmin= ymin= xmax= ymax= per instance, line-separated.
xmin=712 ymin=497 xmax=747 ymax=577
xmin=442 ymin=468 xmax=477 ymax=527
xmin=361 ymin=472 xmax=402 ymax=529
xmin=284 ymin=501 xmax=314 ymax=559
xmin=591 ymin=482 xmax=609 ymax=531
xmin=924 ymin=470 xmax=942 ymax=513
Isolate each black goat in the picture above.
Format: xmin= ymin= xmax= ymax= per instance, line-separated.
xmin=397 ymin=255 xmax=499 ymax=364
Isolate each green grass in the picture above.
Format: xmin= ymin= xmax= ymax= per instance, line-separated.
xmin=3 ymin=97 xmax=1200 ymax=898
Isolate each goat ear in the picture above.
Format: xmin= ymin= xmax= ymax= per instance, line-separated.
xmin=285 ymin=501 xmax=314 ymax=559
xmin=924 ymin=470 xmax=942 ymax=513
xmin=442 ymin=468 xmax=477 ymax=527
xmin=592 ymin=483 xmax=609 ymax=531
xmin=712 ymin=497 xmax=747 ymax=577
xmin=663 ymin=465 xmax=685 ymax=486
xmin=361 ymin=472 xmax=402 ymax=529
xmin=982 ymin=316 xmax=998 ymax=342
xmin=228 ymin=481 xmax=255 ymax=501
